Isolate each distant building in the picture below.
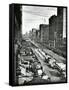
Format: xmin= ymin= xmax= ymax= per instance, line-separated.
xmin=39 ymin=24 xmax=49 ymax=43
xmin=32 ymin=28 xmax=37 ymax=41
xmin=29 ymin=30 xmax=32 ymax=40
xmin=36 ymin=30 xmax=40 ymax=42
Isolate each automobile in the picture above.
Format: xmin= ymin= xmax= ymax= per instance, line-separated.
xmin=47 ymin=58 xmax=56 ymax=68
xmin=49 ymin=58 xmax=56 ymax=65
xmin=18 ymin=75 xmax=33 ymax=85
xmin=44 ymin=54 xmax=51 ymax=63
xmin=61 ymin=71 xmax=66 ymax=80
xmin=36 ymin=63 xmax=42 ymax=69
xmin=56 ymin=62 xmax=66 ymax=71
xmin=45 ymin=54 xmax=51 ymax=60
xmin=35 ymin=63 xmax=43 ymax=77
xmin=42 ymin=75 xmax=50 ymax=80
xmin=16 ymin=67 xmax=21 ymax=76
xmin=21 ymin=60 xmax=30 ymax=68
xmin=19 ymin=62 xmax=34 ymax=77
xmin=42 ymin=72 xmax=50 ymax=81
xmin=37 ymin=69 xmax=43 ymax=76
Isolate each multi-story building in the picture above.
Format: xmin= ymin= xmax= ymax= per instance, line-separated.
xmin=28 ymin=30 xmax=33 ymax=40
xmin=49 ymin=15 xmax=57 ymax=47
xmin=39 ymin=24 xmax=49 ymax=44
xmin=49 ymin=7 xmax=66 ymax=49
xmin=36 ymin=30 xmax=41 ymax=42
xmin=32 ymin=28 xmax=37 ymax=42
xmin=14 ymin=5 xmax=22 ymax=40
xmin=56 ymin=7 xmax=66 ymax=48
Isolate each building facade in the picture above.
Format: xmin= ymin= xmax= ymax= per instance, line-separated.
xmin=49 ymin=15 xmax=57 ymax=47
xmin=32 ymin=28 xmax=37 ymax=42
xmin=36 ymin=30 xmax=40 ymax=42
xmin=14 ymin=5 xmax=22 ymax=41
xmin=39 ymin=24 xmax=49 ymax=43
xmin=49 ymin=7 xmax=66 ymax=48
xmin=56 ymin=7 xmax=65 ymax=48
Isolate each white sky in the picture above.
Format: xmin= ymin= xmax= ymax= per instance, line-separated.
xmin=22 ymin=6 xmax=57 ymax=34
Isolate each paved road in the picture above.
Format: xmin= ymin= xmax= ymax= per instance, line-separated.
xmin=43 ymin=49 xmax=65 ymax=63
xmin=29 ymin=40 xmax=66 ymax=82
xmin=30 ymin=40 xmax=66 ymax=63
xmin=33 ymin=48 xmax=61 ymax=82
xmin=18 ymin=39 xmax=66 ymax=85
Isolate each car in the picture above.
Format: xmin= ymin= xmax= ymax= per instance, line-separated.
xmin=42 ymin=72 xmax=50 ymax=81
xmin=37 ymin=69 xmax=43 ymax=76
xmin=36 ymin=63 xmax=42 ymax=69
xmin=16 ymin=67 xmax=21 ymax=76
xmin=49 ymin=58 xmax=56 ymax=67
xmin=45 ymin=55 xmax=51 ymax=60
xmin=21 ymin=60 xmax=30 ymax=68
xmin=42 ymin=75 xmax=50 ymax=80
xmin=56 ymin=62 xmax=66 ymax=71
xmin=44 ymin=54 xmax=51 ymax=63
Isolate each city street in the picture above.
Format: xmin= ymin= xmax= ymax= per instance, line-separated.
xmin=17 ymin=39 xmax=66 ymax=85
xmin=29 ymin=39 xmax=66 ymax=82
